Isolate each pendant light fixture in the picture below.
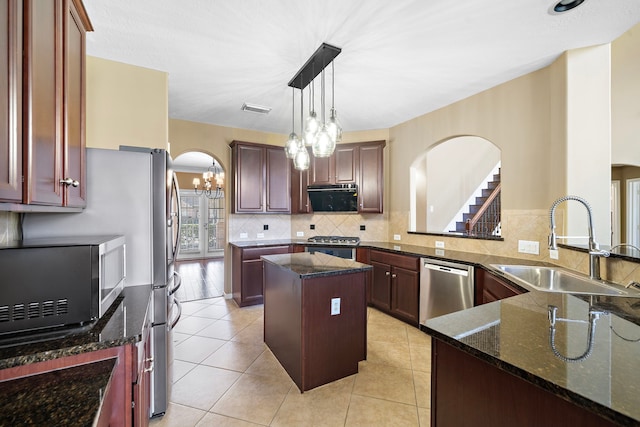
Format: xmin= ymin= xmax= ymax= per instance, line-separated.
xmin=284 ymin=43 xmax=342 ymax=170
xmin=312 ymin=68 xmax=334 ymax=157
xmin=284 ymin=87 xmax=299 ymax=159
xmin=326 ymin=61 xmax=342 ymax=144
xmin=294 ymin=84 xmax=310 ymax=171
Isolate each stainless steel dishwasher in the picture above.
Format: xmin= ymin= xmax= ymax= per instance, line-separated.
xmin=420 ymin=258 xmax=474 ymax=325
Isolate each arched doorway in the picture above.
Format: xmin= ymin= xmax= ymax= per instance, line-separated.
xmin=173 ymin=151 xmax=226 ymax=300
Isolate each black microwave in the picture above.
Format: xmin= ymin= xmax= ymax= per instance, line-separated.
xmin=0 ymin=235 xmax=126 ymax=338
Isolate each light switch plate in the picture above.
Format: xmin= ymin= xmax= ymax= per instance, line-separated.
xmin=240 ymin=232 xmax=248 ymax=239
xmin=331 ymin=298 xmax=341 ymax=316
xmin=518 ymin=240 xmax=540 ymax=255
xmin=393 ymin=234 xmax=401 ymax=241
xmin=257 ymin=232 xmax=265 ymax=239
xmin=393 ymin=245 xmax=401 ymax=251
xmin=296 ymin=231 xmax=304 ymax=237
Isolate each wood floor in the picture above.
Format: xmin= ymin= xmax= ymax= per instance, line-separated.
xmin=174 ymin=259 xmax=224 ymax=302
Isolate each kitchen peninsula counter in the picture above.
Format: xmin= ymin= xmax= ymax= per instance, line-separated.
xmin=262 ymin=252 xmax=371 ymax=392
xmin=0 ymin=285 xmax=151 ymax=425
xmin=424 ymin=291 xmax=640 ymax=426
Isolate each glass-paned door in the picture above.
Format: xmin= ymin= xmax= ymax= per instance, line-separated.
xmin=178 ymin=190 xmax=225 ymax=259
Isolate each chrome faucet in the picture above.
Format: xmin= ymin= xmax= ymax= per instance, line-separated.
xmin=548 ymin=195 xmax=609 ymax=280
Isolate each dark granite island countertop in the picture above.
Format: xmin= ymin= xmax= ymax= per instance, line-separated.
xmin=424 ymin=292 xmax=640 ymax=426
xmin=0 ymin=285 xmax=152 ymax=425
xmin=262 ymin=252 xmax=371 ymax=392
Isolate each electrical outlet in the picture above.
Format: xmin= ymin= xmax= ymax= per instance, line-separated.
xmin=518 ymin=240 xmax=540 ymax=255
xmin=296 ymin=231 xmax=304 ymax=237
xmin=393 ymin=245 xmax=401 ymax=251
xmin=549 ymin=249 xmax=559 ymax=260
xmin=310 ymin=224 xmax=315 ymax=230
xmin=435 ymin=241 xmax=445 ymax=248
xmin=331 ymin=298 xmax=341 ymax=316
xmin=360 ymin=225 xmax=366 ymax=231
xmin=240 ymin=232 xmax=248 ymax=239
xmin=435 ymin=249 xmax=445 ymax=256
xmin=393 ymin=234 xmax=401 ymax=241
xmin=257 ymin=232 xmax=265 ymax=239
xmin=263 ymin=224 xmax=269 ymax=231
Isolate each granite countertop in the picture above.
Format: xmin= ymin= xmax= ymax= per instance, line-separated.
xmin=0 ymin=285 xmax=151 ymax=426
xmin=261 ymin=251 xmax=372 ymax=278
xmin=424 ymin=292 xmax=640 ymax=425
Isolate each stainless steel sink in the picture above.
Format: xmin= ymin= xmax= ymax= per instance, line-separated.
xmin=491 ymin=264 xmax=640 ymax=297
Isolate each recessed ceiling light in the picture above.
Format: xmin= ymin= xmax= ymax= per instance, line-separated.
xmin=241 ymin=103 xmax=271 ymax=114
xmin=552 ymin=0 xmax=585 ymax=13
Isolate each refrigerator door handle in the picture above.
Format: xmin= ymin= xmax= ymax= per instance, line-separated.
xmin=169 ymin=271 xmax=182 ymax=296
xmin=169 ymin=298 xmax=182 ymax=330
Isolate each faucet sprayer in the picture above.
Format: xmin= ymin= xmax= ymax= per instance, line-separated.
xmin=548 ymin=195 xmax=609 ymax=280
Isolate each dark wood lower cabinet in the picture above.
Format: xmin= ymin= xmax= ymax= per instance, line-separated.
xmin=431 ymin=339 xmax=617 ymax=427
xmin=476 ymin=268 xmax=525 ymax=305
xmin=231 ymin=244 xmax=291 ymax=306
xmin=369 ymin=250 xmax=419 ymax=325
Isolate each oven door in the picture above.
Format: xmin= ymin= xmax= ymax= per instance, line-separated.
xmin=305 ymin=246 xmax=355 ymax=260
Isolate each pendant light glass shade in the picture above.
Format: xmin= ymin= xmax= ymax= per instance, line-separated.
xmin=312 ymin=124 xmax=334 ymax=157
xmin=304 ymin=82 xmax=320 ymax=146
xmin=284 ymin=132 xmax=299 ymax=159
xmin=293 ymin=143 xmax=310 ymax=170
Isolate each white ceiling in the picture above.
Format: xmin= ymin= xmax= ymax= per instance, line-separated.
xmin=84 ymin=0 xmax=640 ymax=137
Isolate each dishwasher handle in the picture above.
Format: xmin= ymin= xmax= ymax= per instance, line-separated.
xmin=423 ymin=262 xmax=469 ymax=277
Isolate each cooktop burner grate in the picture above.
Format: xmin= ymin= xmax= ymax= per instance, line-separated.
xmin=307 ymin=236 xmax=361 ymax=246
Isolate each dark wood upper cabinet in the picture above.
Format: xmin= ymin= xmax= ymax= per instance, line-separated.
xmin=306 ymin=140 xmax=385 ymax=214
xmin=230 ymin=141 xmax=291 ymax=214
xmin=1 ymin=0 xmax=91 ymax=210
xmin=291 ymin=166 xmax=310 ymax=214
xmin=358 ymin=141 xmax=385 ymax=213
xmin=0 ymin=0 xmax=22 ymax=202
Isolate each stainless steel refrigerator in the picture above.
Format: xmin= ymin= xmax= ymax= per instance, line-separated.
xmin=22 ymin=146 xmax=182 ymax=418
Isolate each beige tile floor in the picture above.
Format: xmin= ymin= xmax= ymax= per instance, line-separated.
xmin=151 ymin=297 xmax=432 ymax=427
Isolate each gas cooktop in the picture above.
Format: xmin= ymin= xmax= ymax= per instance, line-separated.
xmin=307 ymin=236 xmax=361 ymax=246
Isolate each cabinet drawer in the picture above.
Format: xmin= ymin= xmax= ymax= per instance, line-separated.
xmin=370 ymin=250 xmax=419 ymax=271
xmin=242 ymin=245 xmax=290 ymax=261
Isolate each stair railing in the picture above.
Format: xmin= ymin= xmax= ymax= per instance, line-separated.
xmin=466 ymin=182 xmax=501 ymax=236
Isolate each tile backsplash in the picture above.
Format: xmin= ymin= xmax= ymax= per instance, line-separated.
xmin=228 ymin=212 xmax=388 ymax=242
xmin=0 ymin=212 xmax=19 ymax=244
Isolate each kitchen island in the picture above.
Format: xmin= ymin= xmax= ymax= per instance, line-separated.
xmin=424 ymin=291 xmax=640 ymax=426
xmin=262 ymin=252 xmax=372 ymax=392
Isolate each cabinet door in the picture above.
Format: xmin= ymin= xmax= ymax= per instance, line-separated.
xmin=480 ymin=270 xmax=523 ymax=305
xmin=335 ymin=145 xmax=357 ymax=183
xmin=234 ymin=144 xmax=264 ymax=212
xmin=133 ymin=325 xmax=151 ymax=427
xmin=241 ymin=259 xmax=264 ymax=305
xmin=23 ymin=0 xmax=64 ymax=205
xmin=63 ymin=0 xmax=87 ymax=207
xmin=0 ymin=0 xmax=22 ymax=202
xmin=309 ymin=155 xmax=333 ymax=185
xmin=391 ymin=266 xmax=419 ymax=324
xmin=370 ymin=260 xmax=391 ymax=311
xmin=265 ymin=147 xmax=290 ymax=213
xmin=358 ymin=142 xmax=384 ymax=213
xmin=291 ymin=166 xmax=310 ymax=214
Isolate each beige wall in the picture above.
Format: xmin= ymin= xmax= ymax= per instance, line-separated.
xmin=86 ymin=56 xmax=169 ymax=149
xmin=612 ymin=23 xmax=640 ymax=167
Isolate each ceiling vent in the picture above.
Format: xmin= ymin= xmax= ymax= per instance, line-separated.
xmin=241 ymin=103 xmax=271 ymax=114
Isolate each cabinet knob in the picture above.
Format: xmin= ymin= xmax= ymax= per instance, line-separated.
xmin=392 ymin=274 xmax=397 ymax=278
xmin=60 ymin=178 xmax=80 ymax=187
xmin=385 ymin=271 xmax=390 ymax=276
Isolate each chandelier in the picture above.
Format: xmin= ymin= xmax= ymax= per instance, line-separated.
xmin=192 ymin=160 xmax=224 ymax=199
xmin=284 ymin=43 xmax=342 ymax=171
